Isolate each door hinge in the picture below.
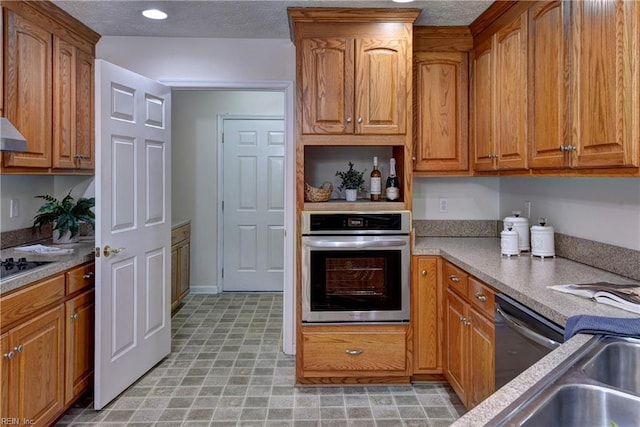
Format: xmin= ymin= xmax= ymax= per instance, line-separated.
xmin=222 ymin=268 xmax=224 ymax=278
xmin=222 ymin=200 xmax=224 ymax=211
xmin=221 ymin=133 xmax=224 ymax=144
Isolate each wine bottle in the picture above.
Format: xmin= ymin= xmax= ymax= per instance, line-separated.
xmin=370 ymin=156 xmax=382 ymax=201
xmin=385 ymin=158 xmax=400 ymax=201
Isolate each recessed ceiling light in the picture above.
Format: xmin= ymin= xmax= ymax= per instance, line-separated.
xmin=392 ymin=0 xmax=415 ymax=2
xmin=142 ymin=9 xmax=168 ymax=20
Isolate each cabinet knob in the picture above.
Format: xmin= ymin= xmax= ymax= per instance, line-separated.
xmin=83 ymin=272 xmax=95 ymax=279
xmin=559 ymin=145 xmax=566 ymax=152
xmin=475 ymin=293 xmax=487 ymax=302
xmin=3 ymin=351 xmax=14 ymax=360
xmin=449 ymin=275 xmax=460 ymax=283
xmin=421 ymin=270 xmax=427 ymax=277
xmin=344 ymin=349 xmax=364 ymax=356
xmin=463 ymin=319 xmax=471 ymax=326
xmin=568 ymin=145 xmax=576 ymax=152
xmin=13 ymin=345 xmax=23 ymax=353
xmin=357 ymin=117 xmax=363 ymax=124
xmin=71 ymin=313 xmax=79 ymax=320
xmin=346 ymin=117 xmax=352 ymax=123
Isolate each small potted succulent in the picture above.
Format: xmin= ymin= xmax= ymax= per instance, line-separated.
xmin=336 ymin=162 xmax=366 ymax=202
xmin=32 ymin=191 xmax=95 ymax=244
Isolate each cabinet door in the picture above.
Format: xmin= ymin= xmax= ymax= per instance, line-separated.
xmin=301 ymin=37 xmax=354 ymax=134
xmin=3 ymin=10 xmax=52 ymax=169
xmin=528 ymin=1 xmax=570 ymax=169
xmin=468 ymin=308 xmax=495 ymax=408
xmin=178 ymin=241 xmax=190 ymax=301
xmin=74 ymin=48 xmax=95 ymax=170
xmin=412 ymin=257 xmax=440 ymax=373
xmin=171 ymin=245 xmax=180 ymax=312
xmin=495 ymin=13 xmax=528 ymax=170
xmin=52 ymin=36 xmax=77 ymax=169
xmin=355 ymin=38 xmax=407 ymax=135
xmin=1 ymin=333 xmax=9 ymax=420
xmin=570 ymin=0 xmax=639 ymax=168
xmin=471 ymin=38 xmax=495 ymax=171
xmin=414 ymin=52 xmax=469 ymax=172
xmin=65 ymin=289 xmax=94 ymax=404
xmin=11 ymin=305 xmax=64 ymax=426
xmin=444 ymin=289 xmax=467 ymax=404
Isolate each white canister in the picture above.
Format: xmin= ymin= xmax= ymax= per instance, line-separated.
xmin=500 ymin=223 xmax=520 ymax=257
xmin=531 ymin=218 xmax=555 ymax=258
xmin=503 ymin=211 xmax=529 ymax=252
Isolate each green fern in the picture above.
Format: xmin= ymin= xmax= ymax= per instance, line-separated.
xmin=33 ymin=191 xmax=95 ymax=238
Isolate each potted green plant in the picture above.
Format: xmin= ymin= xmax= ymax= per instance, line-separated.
xmin=32 ymin=191 xmax=95 ymax=244
xmin=336 ymin=162 xmax=366 ymax=202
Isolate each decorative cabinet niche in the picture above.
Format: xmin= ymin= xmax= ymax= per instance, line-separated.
xmin=1 ymin=1 xmax=99 ymax=174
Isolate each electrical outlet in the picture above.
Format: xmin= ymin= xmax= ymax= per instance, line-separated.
xmin=10 ymin=199 xmax=19 ymax=218
xmin=439 ymin=198 xmax=448 ymax=213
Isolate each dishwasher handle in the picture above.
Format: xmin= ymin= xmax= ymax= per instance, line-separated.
xmin=496 ymin=303 xmax=561 ymax=350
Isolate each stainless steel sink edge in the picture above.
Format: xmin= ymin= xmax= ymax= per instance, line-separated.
xmin=491 ymin=335 xmax=640 ymax=426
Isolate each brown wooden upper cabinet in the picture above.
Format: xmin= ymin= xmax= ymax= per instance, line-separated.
xmin=414 ymin=51 xmax=469 ymax=173
xmin=472 ymin=10 xmax=529 ymax=172
xmin=1 ymin=1 xmax=99 ymax=174
xmin=529 ymin=0 xmax=639 ymax=170
xmin=289 ymin=8 xmax=419 ymax=140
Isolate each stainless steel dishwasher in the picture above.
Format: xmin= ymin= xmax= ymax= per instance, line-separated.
xmin=494 ymin=293 xmax=565 ymax=389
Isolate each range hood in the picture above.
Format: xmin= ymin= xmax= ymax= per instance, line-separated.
xmin=0 ymin=117 xmax=28 ymax=152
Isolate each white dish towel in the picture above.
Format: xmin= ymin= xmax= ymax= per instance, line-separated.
xmin=14 ymin=244 xmax=74 ymax=255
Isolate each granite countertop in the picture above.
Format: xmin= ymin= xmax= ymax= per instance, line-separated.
xmin=413 ymin=237 xmax=639 ymax=426
xmin=0 ymin=238 xmax=95 ymax=295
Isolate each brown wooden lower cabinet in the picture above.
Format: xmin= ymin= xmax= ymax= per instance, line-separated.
xmin=171 ymin=223 xmax=191 ymax=312
xmin=298 ymin=324 xmax=410 ymax=383
xmin=443 ymin=264 xmax=496 ymax=409
xmin=412 ymin=256 xmax=442 ymax=374
xmin=0 ymin=262 xmax=95 ymax=426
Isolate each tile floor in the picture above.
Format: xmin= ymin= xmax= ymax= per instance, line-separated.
xmin=57 ymin=293 xmax=466 ymax=426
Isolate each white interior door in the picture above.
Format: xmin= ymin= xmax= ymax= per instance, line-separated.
xmin=222 ymin=117 xmax=284 ymax=291
xmin=94 ymin=60 xmax=171 ymax=409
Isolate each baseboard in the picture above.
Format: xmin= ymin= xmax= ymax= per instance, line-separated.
xmin=189 ymin=284 xmax=219 ymax=294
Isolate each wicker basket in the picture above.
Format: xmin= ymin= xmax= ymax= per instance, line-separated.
xmin=304 ymin=182 xmax=333 ymax=202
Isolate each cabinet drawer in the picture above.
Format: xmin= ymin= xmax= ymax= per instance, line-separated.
xmin=0 ymin=274 xmax=65 ymax=331
xmin=468 ymin=277 xmax=495 ymax=319
xmin=443 ymin=261 xmax=469 ymax=296
xmin=171 ymin=223 xmax=190 ymax=245
xmin=302 ymin=328 xmax=406 ymax=374
xmin=66 ymin=262 xmax=95 ymax=295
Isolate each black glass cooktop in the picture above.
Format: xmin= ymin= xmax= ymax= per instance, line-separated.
xmin=0 ymin=257 xmax=53 ymax=280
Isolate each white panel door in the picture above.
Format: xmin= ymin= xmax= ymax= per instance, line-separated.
xmin=94 ymin=60 xmax=171 ymax=409
xmin=222 ymin=118 xmax=284 ymax=291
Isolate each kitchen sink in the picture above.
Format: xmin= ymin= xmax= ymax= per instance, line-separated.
xmin=582 ymin=341 xmax=640 ymax=395
xmin=492 ymin=335 xmax=640 ymax=426
xmin=519 ymin=385 xmax=640 ymax=427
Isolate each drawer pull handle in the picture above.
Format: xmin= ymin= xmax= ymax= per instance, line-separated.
xmin=4 ymin=351 xmax=14 ymax=360
xmin=475 ymin=293 xmax=487 ymax=302
xmin=345 ymin=349 xmax=363 ymax=356
xmin=71 ymin=313 xmax=79 ymax=320
xmin=13 ymin=345 xmax=23 ymax=353
xmin=421 ymin=270 xmax=427 ymax=277
xmin=449 ymin=275 xmax=460 ymax=283
xmin=83 ymin=272 xmax=95 ymax=279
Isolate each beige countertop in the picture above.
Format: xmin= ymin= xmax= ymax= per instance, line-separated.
xmin=172 ymin=219 xmax=191 ymax=229
xmin=413 ymin=237 xmax=638 ymax=426
xmin=0 ymin=238 xmax=95 ymax=295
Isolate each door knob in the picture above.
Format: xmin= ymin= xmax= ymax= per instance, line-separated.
xmin=103 ymin=245 xmax=125 ymax=257
xmin=421 ymin=270 xmax=427 ymax=277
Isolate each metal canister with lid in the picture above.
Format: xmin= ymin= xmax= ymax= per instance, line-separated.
xmin=531 ymin=217 xmax=555 ymax=258
xmin=503 ymin=211 xmax=529 ymax=252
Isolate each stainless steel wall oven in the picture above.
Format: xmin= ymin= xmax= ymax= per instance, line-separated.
xmin=301 ymin=211 xmax=411 ymax=323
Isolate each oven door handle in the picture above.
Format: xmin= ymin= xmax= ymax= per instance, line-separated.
xmin=303 ymin=239 xmax=408 ymax=249
xmin=496 ymin=304 xmax=561 ymax=350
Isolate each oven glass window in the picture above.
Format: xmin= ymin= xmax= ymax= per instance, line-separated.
xmin=310 ymin=250 xmax=402 ymax=311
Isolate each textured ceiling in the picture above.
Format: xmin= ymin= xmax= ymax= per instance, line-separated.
xmin=51 ymin=0 xmax=493 ymax=39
